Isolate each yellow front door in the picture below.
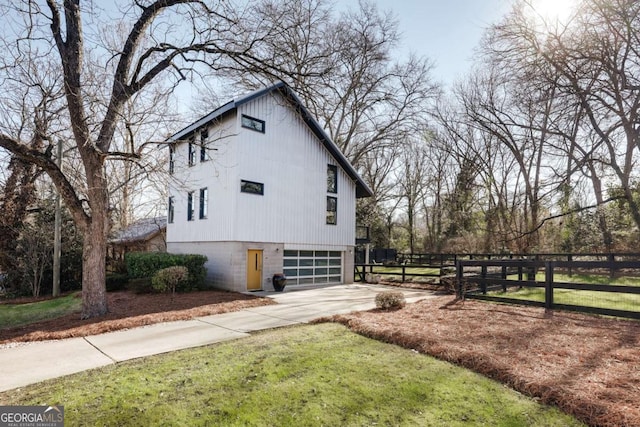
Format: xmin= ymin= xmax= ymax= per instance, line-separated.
xmin=247 ymin=249 xmax=263 ymax=291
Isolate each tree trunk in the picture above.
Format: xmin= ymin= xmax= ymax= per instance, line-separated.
xmin=80 ymin=155 xmax=110 ymax=319
xmin=81 ymin=219 xmax=108 ymax=319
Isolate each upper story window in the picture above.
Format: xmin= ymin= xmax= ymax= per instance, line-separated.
xmin=168 ymin=196 xmax=174 ymax=224
xmin=326 ymin=196 xmax=337 ymax=225
xmin=169 ymin=145 xmax=175 ymax=175
xmin=327 ymin=164 xmax=337 ymax=193
xmin=199 ymin=187 xmax=208 ymax=219
xmin=187 ymin=191 xmax=194 ymax=221
xmin=241 ymin=180 xmax=264 ymax=195
xmin=188 ymin=138 xmax=196 ymax=167
xmin=200 ymin=129 xmax=209 ymax=162
xmin=241 ymin=115 xmax=265 ymax=133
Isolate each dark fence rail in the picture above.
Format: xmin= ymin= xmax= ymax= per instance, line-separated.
xmin=456 ymin=259 xmax=640 ymax=320
xmin=354 ymin=264 xmax=445 ymax=283
xmin=397 ymin=252 xmax=640 ymax=265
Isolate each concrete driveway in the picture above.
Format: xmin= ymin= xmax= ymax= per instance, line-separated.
xmin=0 ymin=284 xmax=435 ymax=393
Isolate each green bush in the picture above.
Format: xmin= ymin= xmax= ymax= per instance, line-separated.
xmin=106 ymin=273 xmax=129 ymax=292
xmin=125 ymin=252 xmax=207 ymax=291
xmin=375 ymin=291 xmax=406 ymax=310
xmin=152 ymin=266 xmax=189 ymax=295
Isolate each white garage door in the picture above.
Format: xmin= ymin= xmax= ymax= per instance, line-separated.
xmin=283 ymin=250 xmax=342 ymax=285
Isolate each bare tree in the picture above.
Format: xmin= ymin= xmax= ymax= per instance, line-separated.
xmin=394 ymin=137 xmax=431 ymax=254
xmin=211 ymin=0 xmax=439 ymax=171
xmin=488 ymin=0 xmax=640 ymax=236
xmin=0 ymin=0 xmax=316 ymax=318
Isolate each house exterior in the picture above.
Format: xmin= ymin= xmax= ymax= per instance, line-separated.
xmin=108 ymin=217 xmax=167 ymax=262
xmin=166 ymin=82 xmax=372 ymax=292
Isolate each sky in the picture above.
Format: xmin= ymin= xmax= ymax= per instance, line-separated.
xmin=354 ymin=0 xmax=514 ymax=86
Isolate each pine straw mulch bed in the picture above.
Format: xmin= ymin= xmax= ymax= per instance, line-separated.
xmin=318 ymin=295 xmax=640 ymax=427
xmin=0 ymin=290 xmax=275 ymax=345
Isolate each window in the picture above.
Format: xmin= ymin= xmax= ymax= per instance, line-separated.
xmin=199 ymin=187 xmax=208 ymax=219
xmin=327 ymin=164 xmax=337 ymax=193
xmin=326 ymin=196 xmax=337 ymax=225
xmin=188 ymin=139 xmax=196 ymax=166
xmin=187 ymin=192 xmax=194 ymax=221
xmin=241 ymin=180 xmax=264 ymax=195
xmin=241 ymin=115 xmax=265 ymax=133
xmin=200 ymin=129 xmax=208 ymax=162
xmin=169 ymin=146 xmax=175 ymax=175
xmin=168 ymin=196 xmax=174 ymax=224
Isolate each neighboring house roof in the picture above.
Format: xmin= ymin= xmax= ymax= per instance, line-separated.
xmin=110 ymin=217 xmax=167 ymax=244
xmin=168 ymin=82 xmax=373 ymax=198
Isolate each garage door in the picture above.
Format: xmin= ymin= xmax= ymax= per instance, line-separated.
xmin=283 ymin=250 xmax=342 ymax=285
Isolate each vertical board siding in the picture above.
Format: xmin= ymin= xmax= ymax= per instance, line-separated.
xmin=167 ymin=90 xmax=357 ymax=248
xmin=167 ymin=114 xmax=238 ymax=243
xmin=235 ymin=93 xmax=356 ymax=246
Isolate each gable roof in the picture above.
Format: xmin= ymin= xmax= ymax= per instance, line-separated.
xmin=110 ymin=217 xmax=166 ymax=244
xmin=168 ymin=82 xmax=373 ymax=198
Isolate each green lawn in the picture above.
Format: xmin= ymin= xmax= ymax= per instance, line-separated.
xmin=0 ymin=324 xmax=584 ymax=426
xmin=0 ymin=293 xmax=81 ymax=329
xmin=493 ymin=274 xmax=640 ymax=312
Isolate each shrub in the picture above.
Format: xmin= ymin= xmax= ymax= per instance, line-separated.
xmin=375 ymin=291 xmax=406 ymax=310
xmin=125 ymin=252 xmax=207 ymax=291
xmin=152 ymin=266 xmax=189 ymax=296
xmin=106 ymin=273 xmax=129 ymax=292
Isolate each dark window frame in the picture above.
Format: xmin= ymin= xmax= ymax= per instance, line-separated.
xmin=199 ymin=187 xmax=208 ymax=219
xmin=187 ymin=191 xmax=195 ymax=221
xmin=188 ymin=139 xmax=196 ymax=167
xmin=240 ymin=180 xmax=264 ymax=195
xmin=168 ymin=196 xmax=174 ymax=224
xmin=169 ymin=145 xmax=175 ymax=174
xmin=326 ymin=196 xmax=337 ymax=225
xmin=241 ymin=115 xmax=265 ymax=133
xmin=200 ymin=129 xmax=209 ymax=162
xmin=327 ymin=164 xmax=338 ymax=193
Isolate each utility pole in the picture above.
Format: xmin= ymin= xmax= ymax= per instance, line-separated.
xmin=52 ymin=139 xmax=62 ymax=297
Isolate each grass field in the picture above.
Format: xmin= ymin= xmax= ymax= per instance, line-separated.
xmin=0 ymin=293 xmax=81 ymax=329
xmin=0 ymin=324 xmax=584 ymax=426
xmin=491 ymin=273 xmax=640 ymax=312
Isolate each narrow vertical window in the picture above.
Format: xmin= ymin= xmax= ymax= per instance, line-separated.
xmin=199 ymin=187 xmax=208 ymax=219
xmin=187 ymin=192 xmax=194 ymax=221
xmin=188 ymin=139 xmax=196 ymax=166
xmin=169 ymin=145 xmax=175 ymax=174
xmin=326 ymin=196 xmax=337 ymax=225
xmin=168 ymin=196 xmax=174 ymax=224
xmin=327 ymin=164 xmax=337 ymax=193
xmin=200 ymin=129 xmax=208 ymax=162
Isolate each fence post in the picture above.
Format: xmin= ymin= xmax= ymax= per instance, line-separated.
xmin=609 ymin=253 xmax=615 ymax=278
xmin=568 ymin=254 xmax=573 ymax=277
xmin=402 ymin=265 xmax=406 ymax=283
xmin=501 ymin=265 xmax=507 ymax=292
xmin=545 ymin=261 xmax=554 ymax=310
xmin=481 ymin=265 xmax=487 ymax=295
xmin=456 ymin=261 xmax=463 ymax=298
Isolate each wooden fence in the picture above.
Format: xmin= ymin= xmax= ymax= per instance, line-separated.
xmin=354 ymin=264 xmax=445 ymax=283
xmin=456 ymin=259 xmax=640 ymax=320
xmin=397 ymin=252 xmax=640 ymax=266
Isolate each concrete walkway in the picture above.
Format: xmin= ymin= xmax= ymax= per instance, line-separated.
xmin=0 ymin=284 xmax=436 ymax=393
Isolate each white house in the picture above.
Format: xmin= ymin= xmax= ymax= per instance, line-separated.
xmin=166 ymin=82 xmax=372 ymax=292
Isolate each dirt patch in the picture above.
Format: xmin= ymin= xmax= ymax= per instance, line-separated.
xmin=319 ymin=296 xmax=640 ymax=427
xmin=0 ymin=290 xmax=275 ymax=344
